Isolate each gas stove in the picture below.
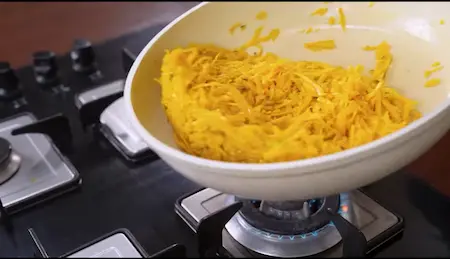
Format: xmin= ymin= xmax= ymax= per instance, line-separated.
xmin=0 ymin=24 xmax=449 ymax=258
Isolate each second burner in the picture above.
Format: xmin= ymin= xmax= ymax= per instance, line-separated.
xmin=0 ymin=137 xmax=21 ymax=185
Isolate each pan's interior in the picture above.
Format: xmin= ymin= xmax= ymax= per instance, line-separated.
xmin=130 ymin=2 xmax=450 ymax=150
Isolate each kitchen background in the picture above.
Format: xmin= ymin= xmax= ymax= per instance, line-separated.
xmin=0 ymin=2 xmax=448 ymax=258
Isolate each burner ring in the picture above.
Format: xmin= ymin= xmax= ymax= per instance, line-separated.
xmin=0 ymin=137 xmax=21 ymax=185
xmin=237 ymin=195 xmax=340 ymax=235
xmin=0 ymin=137 xmax=11 ymax=165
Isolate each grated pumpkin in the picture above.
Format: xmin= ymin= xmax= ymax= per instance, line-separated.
xmin=304 ymin=40 xmax=337 ymax=51
xmin=328 ymin=16 xmax=336 ymax=25
xmin=425 ymin=78 xmax=441 ymax=88
xmin=229 ymin=22 xmax=246 ymax=35
xmin=311 ymin=7 xmax=328 ymax=16
xmin=338 ymin=8 xmax=346 ymax=31
xmin=157 ymin=37 xmax=421 ymax=163
xmin=256 ymin=11 xmax=268 ymax=20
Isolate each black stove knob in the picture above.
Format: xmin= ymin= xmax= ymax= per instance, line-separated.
xmin=0 ymin=62 xmax=22 ymax=101
xmin=33 ymin=51 xmax=60 ymax=87
xmin=70 ymin=39 xmax=97 ymax=73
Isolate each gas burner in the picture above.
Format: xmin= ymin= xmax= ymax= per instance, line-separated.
xmin=176 ymin=188 xmax=404 ymax=258
xmin=0 ymin=137 xmax=21 ymax=184
xmin=259 ymin=200 xmax=317 ymax=220
xmin=0 ymin=113 xmax=80 ymax=213
xmin=226 ymin=194 xmax=344 ymax=257
xmin=236 ymin=196 xmax=339 ymax=235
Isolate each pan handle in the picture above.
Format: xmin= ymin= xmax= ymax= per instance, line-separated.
xmin=326 ymin=208 xmax=367 ymax=257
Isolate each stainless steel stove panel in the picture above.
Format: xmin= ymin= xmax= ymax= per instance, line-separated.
xmin=66 ymin=233 xmax=142 ymax=258
xmin=178 ymin=188 xmax=400 ymax=258
xmin=75 ymin=80 xmax=150 ymax=160
xmin=75 ymin=80 xmax=124 ymax=107
xmin=99 ymin=97 xmax=149 ymax=157
xmin=0 ymin=114 xmax=78 ymax=208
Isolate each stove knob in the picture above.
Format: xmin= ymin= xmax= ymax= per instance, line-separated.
xmin=70 ymin=39 xmax=97 ymax=73
xmin=0 ymin=62 xmax=22 ymax=101
xmin=33 ymin=51 xmax=60 ymax=87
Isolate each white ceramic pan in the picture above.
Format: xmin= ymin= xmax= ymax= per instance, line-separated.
xmin=124 ymin=2 xmax=450 ymax=201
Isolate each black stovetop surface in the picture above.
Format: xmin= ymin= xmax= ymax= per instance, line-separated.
xmin=0 ymin=24 xmax=450 ymax=258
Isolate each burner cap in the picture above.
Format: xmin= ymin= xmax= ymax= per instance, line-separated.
xmin=0 ymin=137 xmax=21 ymax=184
xmin=237 ymin=195 xmax=340 ymax=235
